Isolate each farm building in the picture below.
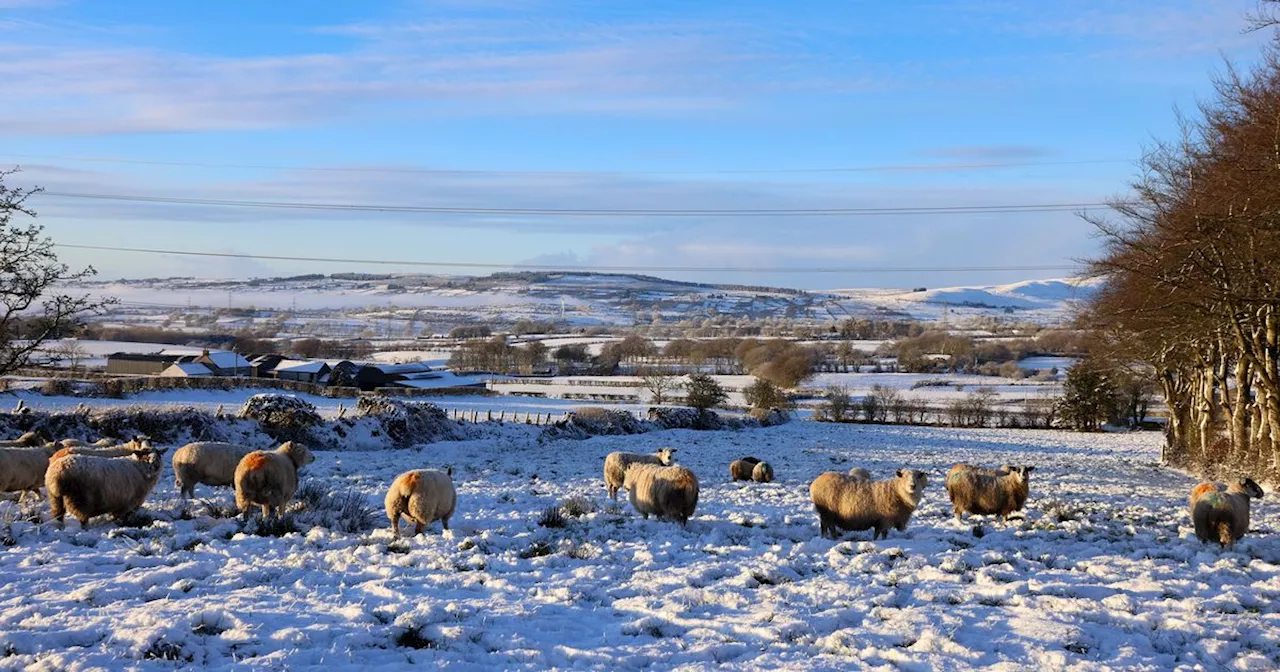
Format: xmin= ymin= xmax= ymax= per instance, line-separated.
xmin=105 ymin=352 xmax=196 ymax=376
xmin=159 ymin=362 xmax=214 ymax=377
xmin=164 ymin=349 xmax=252 ymax=377
xmin=273 ymin=360 xmax=331 ymax=384
xmin=248 ymin=354 xmax=286 ymax=378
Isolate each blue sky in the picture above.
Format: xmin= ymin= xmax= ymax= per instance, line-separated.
xmin=0 ymin=0 xmax=1270 ymax=289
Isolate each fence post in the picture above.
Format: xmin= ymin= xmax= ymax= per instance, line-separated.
xmin=499 ymin=410 xmax=505 ymax=423
xmin=487 ymin=410 xmax=493 ymax=422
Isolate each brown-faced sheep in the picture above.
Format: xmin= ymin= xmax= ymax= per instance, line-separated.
xmin=385 ymin=468 xmax=456 ymax=537
xmin=603 ymin=448 xmax=676 ymax=500
xmin=0 ymin=444 xmax=59 ymax=501
xmin=233 ymin=441 xmax=314 ymax=520
xmin=945 ymin=465 xmax=1033 ymax=522
xmin=847 ymin=467 xmax=872 ymax=483
xmin=172 ymin=441 xmax=255 ymax=498
xmin=809 ymin=469 xmax=928 ymax=540
xmin=45 ymin=448 xmax=167 ymax=527
xmin=752 ymin=461 xmax=775 ymax=483
xmin=623 ymin=463 xmax=699 ymax=525
xmin=1190 ymin=478 xmax=1265 ymax=549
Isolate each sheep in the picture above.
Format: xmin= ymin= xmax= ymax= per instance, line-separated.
xmin=92 ymin=438 xmax=116 ymax=447
xmin=623 ymin=463 xmax=699 ymax=525
xmin=45 ymin=447 xmax=167 ymax=527
xmin=848 ymin=467 xmax=872 ymax=483
xmin=946 ymin=463 xmax=1013 ymax=481
xmin=0 ymin=431 xmax=47 ymax=447
xmin=385 ymin=467 xmax=456 ymax=537
xmin=49 ymin=437 xmax=153 ymax=462
xmin=752 ymin=461 xmax=775 ymax=483
xmin=945 ymin=465 xmax=1034 ymax=522
xmin=233 ymin=441 xmax=315 ymax=520
xmin=172 ymin=441 xmax=255 ymax=498
xmin=0 ymin=444 xmax=59 ymax=501
xmin=729 ymin=460 xmax=756 ymax=481
xmin=809 ymin=469 xmax=928 ymax=540
xmin=603 ymin=448 xmax=676 ymax=500
xmin=1190 ymin=478 xmax=1265 ymax=549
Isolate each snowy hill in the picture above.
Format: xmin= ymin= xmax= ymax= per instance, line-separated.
xmin=68 ymin=272 xmax=1100 ymax=332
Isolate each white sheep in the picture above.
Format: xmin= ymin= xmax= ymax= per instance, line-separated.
xmin=385 ymin=468 xmax=456 ymax=537
xmin=233 ymin=442 xmax=315 ymax=520
xmin=751 ymin=461 xmax=775 ymax=483
xmin=45 ymin=448 xmax=167 ymax=527
xmin=847 ymin=467 xmax=872 ymax=483
xmin=0 ymin=431 xmax=46 ymax=447
xmin=172 ymin=441 xmax=255 ymax=498
xmin=0 ymin=444 xmax=59 ymax=501
xmin=810 ymin=469 xmax=928 ymax=540
xmin=1190 ymin=478 xmax=1265 ymax=549
xmin=622 ymin=463 xmax=699 ymax=525
xmin=603 ymin=448 xmax=676 ymax=500
xmin=944 ymin=464 xmax=1034 ymax=522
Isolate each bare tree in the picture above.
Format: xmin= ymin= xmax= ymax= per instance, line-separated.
xmin=0 ymin=169 xmax=110 ymax=375
xmin=640 ymin=367 xmax=680 ymax=405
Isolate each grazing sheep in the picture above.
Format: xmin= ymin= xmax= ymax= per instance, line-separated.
xmin=945 ymin=465 xmax=1034 ymax=522
xmin=752 ymin=461 xmax=775 ymax=483
xmin=0 ymin=431 xmax=46 ymax=448
xmin=947 ymin=463 xmax=1013 ymax=481
xmin=729 ymin=459 xmax=756 ymax=481
xmin=0 ymin=444 xmax=59 ymax=501
xmin=233 ymin=441 xmax=315 ymax=520
xmin=45 ymin=448 xmax=167 ymax=527
xmin=49 ymin=437 xmax=153 ymax=462
xmin=623 ymin=463 xmax=699 ymax=525
xmin=385 ymin=468 xmax=456 ymax=537
xmin=848 ymin=467 xmax=872 ymax=482
xmin=91 ymin=438 xmax=116 ymax=447
xmin=172 ymin=441 xmax=255 ymax=498
xmin=603 ymin=448 xmax=676 ymax=500
xmin=810 ymin=469 xmax=928 ymax=540
xmin=1190 ymin=478 xmax=1265 ymax=549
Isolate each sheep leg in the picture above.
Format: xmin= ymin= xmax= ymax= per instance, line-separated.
xmin=390 ymin=512 xmax=402 ymax=538
xmin=414 ymin=522 xmax=424 ymax=535
xmin=441 ymin=516 xmax=450 ymax=531
xmin=260 ymin=504 xmax=271 ymax=521
xmin=608 ymin=486 xmax=617 ymax=501
xmin=48 ymin=495 xmax=65 ymax=527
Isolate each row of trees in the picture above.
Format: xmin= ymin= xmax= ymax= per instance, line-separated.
xmin=1080 ymin=16 xmax=1280 ymax=477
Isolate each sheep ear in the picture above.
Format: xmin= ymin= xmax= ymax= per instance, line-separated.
xmin=896 ymin=469 xmax=905 ymax=478
xmin=447 ymin=466 xmax=453 ymax=477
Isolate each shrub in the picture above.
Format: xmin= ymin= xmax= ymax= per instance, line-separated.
xmin=819 ymin=385 xmax=853 ymax=422
xmin=238 ymin=394 xmax=322 ymax=443
xmin=684 ymin=374 xmax=728 ymax=412
xmin=743 ymin=377 xmax=788 ymax=411
xmin=538 ymin=506 xmax=566 ymax=528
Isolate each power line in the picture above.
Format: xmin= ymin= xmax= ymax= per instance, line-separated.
xmin=3 ymin=153 xmax=1131 ymax=176
xmin=39 ymin=190 xmax=1108 ymax=216
xmin=56 ymin=243 xmax=1081 ymax=274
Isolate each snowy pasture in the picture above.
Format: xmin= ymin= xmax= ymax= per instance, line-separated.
xmin=1 ymin=421 xmax=1278 ymax=670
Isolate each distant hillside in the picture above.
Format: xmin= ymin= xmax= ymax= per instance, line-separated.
xmin=73 ymin=271 xmax=1097 ymax=328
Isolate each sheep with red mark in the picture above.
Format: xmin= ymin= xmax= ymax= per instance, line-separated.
xmin=233 ymin=441 xmax=314 ymax=520
xmin=385 ymin=467 xmax=456 ymax=537
xmin=1190 ymin=478 xmax=1264 ymax=549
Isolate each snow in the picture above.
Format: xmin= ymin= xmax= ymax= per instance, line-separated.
xmin=160 ymin=362 xmax=214 ymax=377
xmin=1 ymin=411 xmax=1277 ymax=669
xmin=274 ymin=360 xmax=329 ymax=375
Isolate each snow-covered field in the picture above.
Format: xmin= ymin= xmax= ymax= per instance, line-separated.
xmin=2 ymin=415 xmax=1277 ymax=670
